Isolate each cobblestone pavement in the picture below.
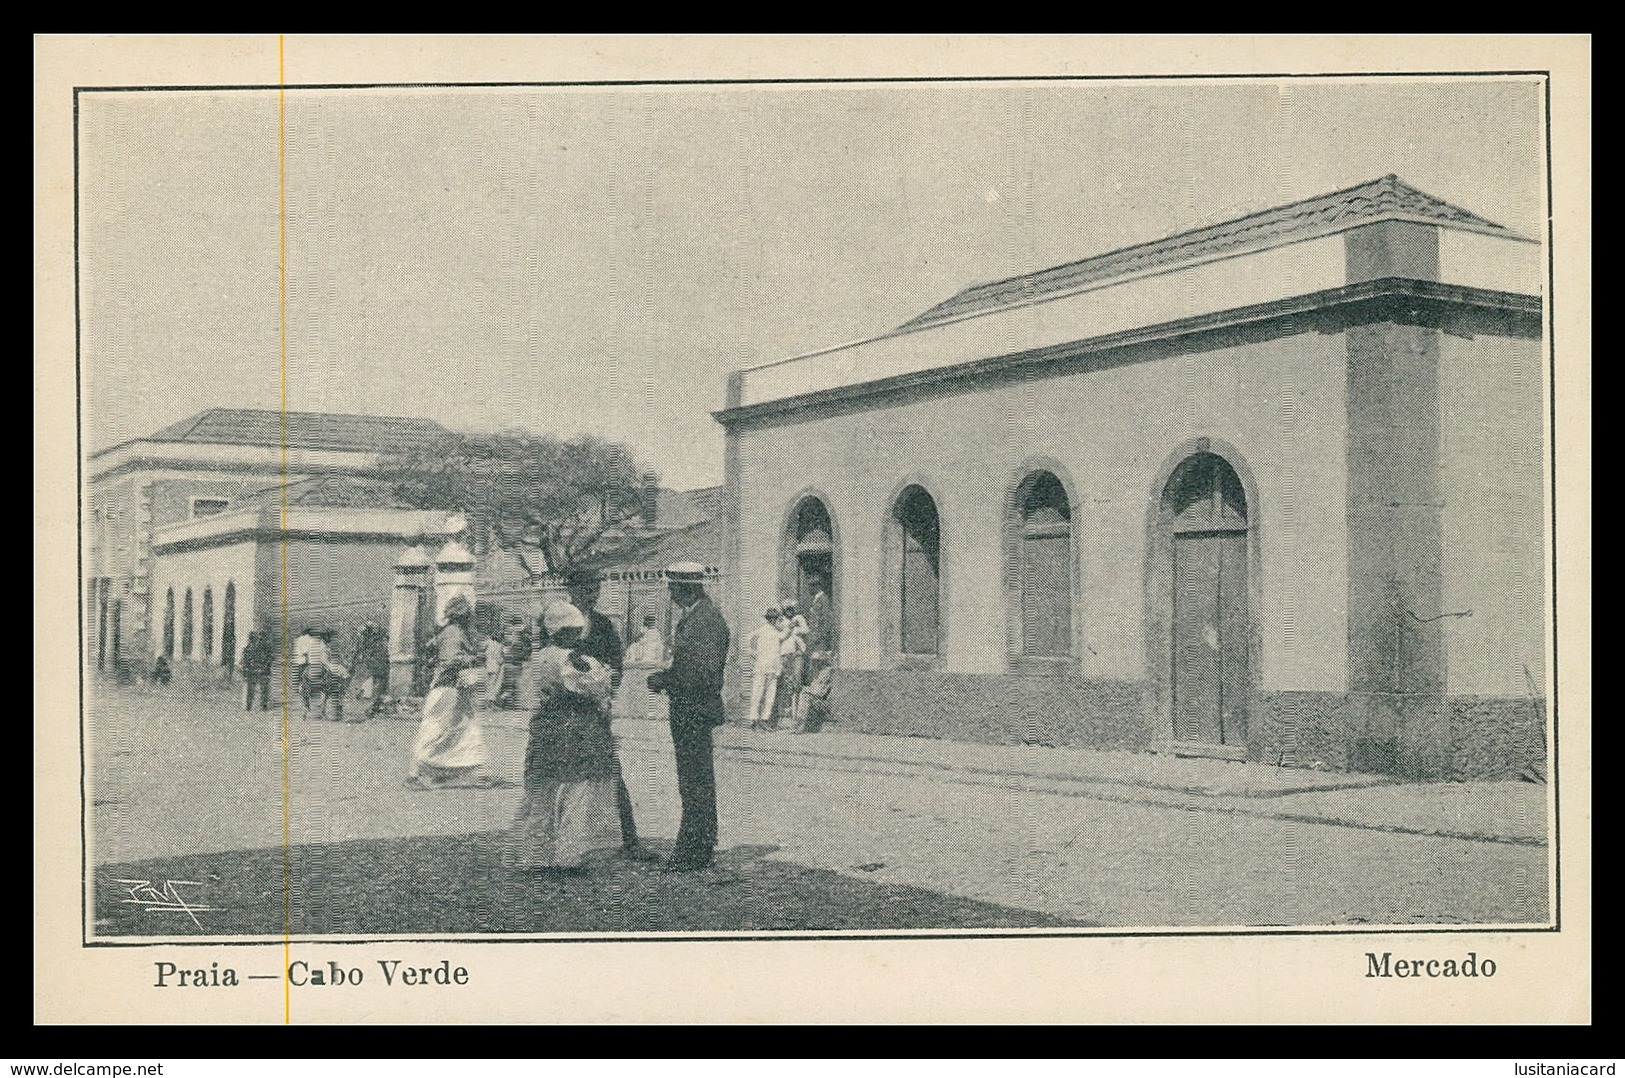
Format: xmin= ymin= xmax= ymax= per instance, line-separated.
xmin=86 ymin=683 xmax=1550 ymax=934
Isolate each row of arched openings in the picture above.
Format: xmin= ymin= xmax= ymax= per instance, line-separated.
xmin=786 ymin=451 xmax=1250 ymax=697
xmin=162 ymin=581 xmax=238 ymax=669
xmin=787 ymin=466 xmax=1082 ymax=662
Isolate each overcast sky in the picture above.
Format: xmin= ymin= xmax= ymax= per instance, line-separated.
xmin=78 ymin=77 xmax=1545 ymax=490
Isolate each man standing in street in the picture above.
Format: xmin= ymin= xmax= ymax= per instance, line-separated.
xmin=242 ymin=623 xmax=274 ymax=711
xmin=564 ymin=566 xmax=651 ymax=860
xmin=646 ymin=562 xmax=730 ymax=872
xmin=745 ymin=606 xmax=785 ymax=731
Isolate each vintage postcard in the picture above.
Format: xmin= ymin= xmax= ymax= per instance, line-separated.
xmin=34 ymin=35 xmax=1591 ymax=1024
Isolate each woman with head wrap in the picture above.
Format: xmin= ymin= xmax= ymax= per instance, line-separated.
xmin=406 ymin=594 xmax=498 ymax=789
xmin=504 ymin=601 xmax=623 ymax=872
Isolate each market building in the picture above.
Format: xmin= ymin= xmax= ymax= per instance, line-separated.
xmin=715 ymin=176 xmax=1547 ymax=780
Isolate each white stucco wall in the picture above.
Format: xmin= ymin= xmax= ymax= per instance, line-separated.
xmin=149 ymin=539 xmax=261 ymax=664
xmin=735 ymin=326 xmax=1349 ymax=692
xmin=1438 ymin=330 xmax=1548 ymax=696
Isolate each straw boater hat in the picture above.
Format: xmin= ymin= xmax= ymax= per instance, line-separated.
xmin=779 ymin=598 xmax=798 ymax=612
xmin=665 ymin=561 xmax=706 ymax=584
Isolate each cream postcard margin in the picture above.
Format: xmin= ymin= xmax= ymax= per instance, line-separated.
xmin=34 ymin=34 xmax=1591 ymax=1025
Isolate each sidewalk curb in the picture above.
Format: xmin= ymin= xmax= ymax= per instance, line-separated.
xmin=600 ymin=715 xmax=1392 ymax=798
xmin=708 ymin=738 xmax=1547 ymax=848
xmin=479 ymin=711 xmax=1546 ymax=848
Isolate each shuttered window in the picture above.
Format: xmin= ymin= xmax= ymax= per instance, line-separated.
xmin=894 ymin=486 xmax=941 ymax=656
xmin=1016 ymin=472 xmax=1072 ymax=657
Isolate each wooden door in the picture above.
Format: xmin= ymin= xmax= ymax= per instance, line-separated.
xmin=1171 ymin=531 xmax=1248 ymax=745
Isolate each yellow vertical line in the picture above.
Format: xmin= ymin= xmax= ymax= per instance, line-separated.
xmin=278 ymin=33 xmax=291 ymax=1028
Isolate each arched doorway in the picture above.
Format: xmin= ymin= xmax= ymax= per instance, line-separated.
xmin=1157 ymin=451 xmax=1251 ymax=748
xmin=163 ymin=588 xmax=176 ymax=659
xmin=781 ymin=495 xmax=839 ymax=659
xmin=786 ymin=497 xmax=834 ymax=601
xmin=201 ymin=587 xmax=215 ymax=661
xmin=181 ymin=588 xmax=195 ymax=659
xmin=221 ymin=582 xmax=237 ymax=673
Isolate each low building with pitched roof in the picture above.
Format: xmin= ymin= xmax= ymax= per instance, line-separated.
xmin=86 ymin=408 xmax=452 ymax=678
xmin=715 ymin=176 xmax=1547 ymax=779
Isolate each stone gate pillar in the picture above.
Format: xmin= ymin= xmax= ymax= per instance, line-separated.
xmin=389 ymin=545 xmax=433 ymax=693
xmin=434 ymin=539 xmax=476 ymax=625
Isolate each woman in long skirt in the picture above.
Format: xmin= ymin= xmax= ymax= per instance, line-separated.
xmin=407 ymin=595 xmax=497 ymax=789
xmin=505 ymin=602 xmax=622 ymax=872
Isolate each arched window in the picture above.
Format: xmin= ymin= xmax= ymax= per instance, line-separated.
xmin=181 ymin=588 xmax=195 ymax=658
xmin=201 ymin=587 xmax=215 ymax=660
xmin=893 ymin=485 xmax=941 ymax=656
xmin=221 ymin=582 xmax=237 ymax=671
xmin=1013 ymin=470 xmax=1072 ymax=657
xmin=162 ymin=588 xmax=176 ymax=659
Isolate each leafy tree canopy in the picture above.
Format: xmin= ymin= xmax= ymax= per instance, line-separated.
xmin=382 ymin=429 xmax=654 ymax=579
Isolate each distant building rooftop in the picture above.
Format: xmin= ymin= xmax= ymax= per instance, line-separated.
xmin=655 ymin=485 xmax=724 ymax=530
xmin=576 ymin=518 xmax=722 ymax=577
xmin=231 ymin=474 xmax=417 ymax=511
xmin=118 ymin=408 xmax=452 ymax=456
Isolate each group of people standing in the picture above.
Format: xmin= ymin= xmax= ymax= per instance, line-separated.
xmin=403 ymin=563 xmax=730 ymax=875
xmin=219 ymin=563 xmax=803 ymax=876
xmin=229 ymin=621 xmax=392 ymax=718
xmin=745 ymin=575 xmax=834 ymax=734
xmin=283 ymin=623 xmax=391 ymax=721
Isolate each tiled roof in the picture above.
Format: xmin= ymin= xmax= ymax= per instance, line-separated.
xmin=574 ymin=518 xmax=722 ymax=575
xmin=655 ymin=485 xmax=725 ymax=529
xmin=145 ymin=409 xmax=452 ymax=454
xmin=895 ymin=175 xmax=1513 ymax=333
xmin=233 ymin=475 xmax=417 ymax=510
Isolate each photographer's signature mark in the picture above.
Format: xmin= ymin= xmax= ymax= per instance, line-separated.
xmin=112 ymin=878 xmax=216 ymax=929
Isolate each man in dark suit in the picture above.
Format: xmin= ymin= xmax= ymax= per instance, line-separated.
xmin=242 ymin=624 xmax=275 ymax=711
xmin=646 ymin=562 xmax=730 ymax=871
xmin=564 ymin=567 xmax=650 ymax=859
